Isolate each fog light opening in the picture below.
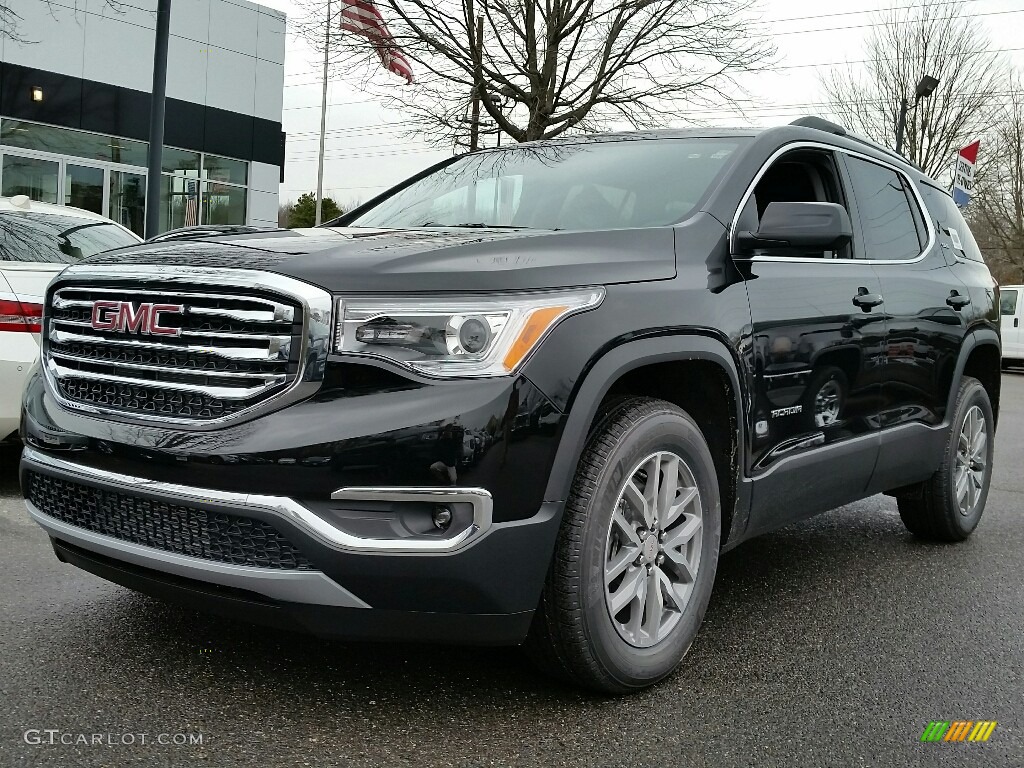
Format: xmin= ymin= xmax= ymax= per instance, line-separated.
xmin=432 ymin=505 xmax=453 ymax=530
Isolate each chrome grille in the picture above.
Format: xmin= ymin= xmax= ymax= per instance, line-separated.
xmin=45 ymin=284 xmax=305 ymax=422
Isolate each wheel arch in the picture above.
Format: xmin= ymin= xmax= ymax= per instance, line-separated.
xmin=950 ymin=329 xmax=1001 ymax=428
xmin=542 ymin=332 xmax=748 ymax=547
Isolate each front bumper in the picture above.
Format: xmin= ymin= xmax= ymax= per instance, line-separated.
xmin=22 ymin=446 xmax=562 ymax=644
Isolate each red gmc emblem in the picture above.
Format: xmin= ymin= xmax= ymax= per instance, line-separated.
xmin=90 ymin=300 xmax=184 ymax=337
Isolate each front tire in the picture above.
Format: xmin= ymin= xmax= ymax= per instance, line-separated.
xmin=897 ymin=376 xmax=994 ymax=541
xmin=526 ymin=397 xmax=721 ymax=693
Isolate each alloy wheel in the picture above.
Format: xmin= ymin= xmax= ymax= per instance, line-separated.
xmin=954 ymin=405 xmax=987 ymax=516
xmin=603 ymin=451 xmax=703 ymax=648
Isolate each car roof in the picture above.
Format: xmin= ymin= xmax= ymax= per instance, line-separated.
xmin=504 ymin=121 xmax=928 ymax=180
xmin=0 ymin=196 xmax=120 ymax=223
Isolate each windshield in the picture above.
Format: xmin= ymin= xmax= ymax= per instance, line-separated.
xmin=0 ymin=212 xmax=141 ymax=263
xmin=345 ymin=138 xmax=746 ymax=231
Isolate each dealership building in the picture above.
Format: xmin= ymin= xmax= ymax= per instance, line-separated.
xmin=0 ymin=0 xmax=286 ymax=236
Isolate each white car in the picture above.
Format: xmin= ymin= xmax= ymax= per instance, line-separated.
xmin=0 ymin=196 xmax=141 ymax=441
xmin=1001 ymin=284 xmax=1023 ymax=368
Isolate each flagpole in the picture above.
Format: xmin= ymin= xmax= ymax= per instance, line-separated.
xmin=315 ymin=0 xmax=331 ymax=226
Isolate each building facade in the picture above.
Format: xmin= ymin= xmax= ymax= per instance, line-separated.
xmin=0 ymin=0 xmax=285 ymax=236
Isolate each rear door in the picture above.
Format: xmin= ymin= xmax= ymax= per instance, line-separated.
xmin=841 ymin=157 xmax=969 ymax=493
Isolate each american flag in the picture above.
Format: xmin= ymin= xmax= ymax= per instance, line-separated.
xmin=184 ymin=180 xmax=199 ymax=226
xmin=340 ymin=0 xmax=414 ymax=84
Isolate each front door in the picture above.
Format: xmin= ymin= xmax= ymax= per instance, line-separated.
xmin=736 ymin=147 xmax=887 ymax=535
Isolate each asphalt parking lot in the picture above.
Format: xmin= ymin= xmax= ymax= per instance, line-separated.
xmin=1 ymin=377 xmax=1022 ymax=767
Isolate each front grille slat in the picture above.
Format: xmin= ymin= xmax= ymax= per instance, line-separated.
xmin=26 ymin=471 xmax=316 ymax=570
xmin=49 ymin=360 xmax=282 ymax=399
xmin=51 ymin=318 xmax=294 ymax=345
xmin=49 ymin=351 xmax=288 ymax=383
xmin=50 ymin=328 xmax=289 ymax=362
xmin=53 ymin=288 xmax=295 ymax=323
xmin=46 ymin=284 xmax=304 ymax=422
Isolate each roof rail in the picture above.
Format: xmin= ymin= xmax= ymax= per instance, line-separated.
xmin=789 ymin=116 xmax=922 ymax=173
xmin=790 ymin=116 xmax=847 ymax=136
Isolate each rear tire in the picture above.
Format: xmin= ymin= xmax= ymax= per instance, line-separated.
xmin=896 ymin=376 xmax=993 ymax=542
xmin=526 ymin=397 xmax=721 ymax=694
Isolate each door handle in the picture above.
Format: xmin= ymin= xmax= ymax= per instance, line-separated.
xmin=852 ymin=288 xmax=884 ymax=311
xmin=1015 ymin=318 xmax=1019 ymax=328
xmin=946 ymin=291 xmax=971 ymax=310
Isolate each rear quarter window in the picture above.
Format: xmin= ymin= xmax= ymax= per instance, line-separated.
xmin=918 ymin=183 xmax=985 ymax=263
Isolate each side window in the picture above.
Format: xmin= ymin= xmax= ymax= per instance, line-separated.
xmin=1001 ymin=289 xmax=1018 ymax=316
xmin=844 ymin=156 xmax=923 ymax=261
xmin=919 ymin=183 xmax=985 ymax=263
xmin=747 ymin=149 xmax=852 ymax=258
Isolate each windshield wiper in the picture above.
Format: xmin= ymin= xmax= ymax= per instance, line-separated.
xmin=418 ymin=222 xmax=530 ymax=229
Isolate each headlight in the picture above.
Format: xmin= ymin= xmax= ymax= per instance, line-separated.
xmin=333 ymin=289 xmax=604 ymax=377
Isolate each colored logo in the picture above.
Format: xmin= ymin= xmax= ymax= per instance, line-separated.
xmin=920 ymin=720 xmax=997 ymax=742
xmin=90 ymin=300 xmax=184 ymax=337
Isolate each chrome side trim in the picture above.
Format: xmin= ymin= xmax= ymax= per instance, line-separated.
xmin=23 ymin=447 xmax=492 ymax=554
xmin=729 ymin=140 xmax=936 ymax=264
xmin=41 ymin=265 xmax=332 ymax=430
xmin=27 ymin=503 xmax=371 ymax=609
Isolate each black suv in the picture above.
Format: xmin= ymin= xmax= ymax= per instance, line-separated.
xmin=20 ymin=118 xmax=999 ymax=693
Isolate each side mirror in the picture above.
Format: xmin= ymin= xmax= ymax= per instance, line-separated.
xmin=737 ymin=202 xmax=853 ymax=252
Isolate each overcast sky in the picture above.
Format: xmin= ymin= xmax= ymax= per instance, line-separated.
xmin=254 ymin=0 xmax=1024 ymax=208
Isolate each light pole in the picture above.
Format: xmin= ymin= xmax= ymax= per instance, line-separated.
xmin=895 ymin=74 xmax=939 ymax=156
xmin=315 ymin=0 xmax=331 ymax=226
xmin=144 ymin=0 xmax=172 ymax=239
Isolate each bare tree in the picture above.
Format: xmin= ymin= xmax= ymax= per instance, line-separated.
xmin=294 ymin=0 xmax=774 ymax=148
xmin=2 ymin=1 xmax=126 ymax=41
xmin=823 ymin=0 xmax=1006 ymax=178
xmin=970 ymin=72 xmax=1024 ymax=284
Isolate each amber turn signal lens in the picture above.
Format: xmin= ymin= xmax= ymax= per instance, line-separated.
xmin=502 ymin=305 xmax=567 ymax=372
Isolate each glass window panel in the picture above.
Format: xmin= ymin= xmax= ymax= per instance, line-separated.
xmin=844 ymin=157 xmax=922 ymax=261
xmin=1 ymin=119 xmax=147 ymax=167
xmin=347 ymin=139 xmax=744 ymax=230
xmin=162 ymin=147 xmax=201 ymax=175
xmin=2 ymin=154 xmax=59 ymax=203
xmin=202 ymin=154 xmax=247 ymax=186
xmin=1001 ymin=290 xmax=1018 ymax=316
xmin=65 ymin=164 xmax=105 ymax=215
xmin=109 ymin=171 xmax=146 ymax=237
xmin=919 ymin=183 xmax=985 ymax=263
xmin=0 ymin=211 xmax=140 ymax=262
xmin=202 ymin=182 xmax=246 ymax=225
xmin=159 ymin=174 xmax=202 ymax=233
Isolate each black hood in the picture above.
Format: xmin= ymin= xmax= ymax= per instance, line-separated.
xmin=82 ymin=222 xmax=685 ymax=292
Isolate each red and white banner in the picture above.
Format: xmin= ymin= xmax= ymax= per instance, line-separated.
xmin=340 ymin=0 xmax=414 ymax=84
xmin=952 ymin=140 xmax=980 ymax=208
